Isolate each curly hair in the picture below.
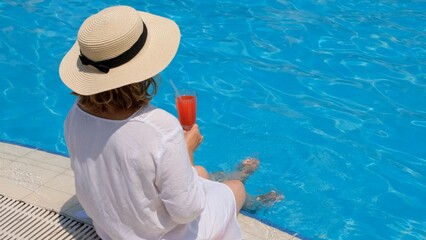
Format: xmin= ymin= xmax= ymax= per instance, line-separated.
xmin=75 ymin=77 xmax=158 ymax=113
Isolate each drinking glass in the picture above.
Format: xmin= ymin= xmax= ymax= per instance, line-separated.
xmin=175 ymin=89 xmax=197 ymax=130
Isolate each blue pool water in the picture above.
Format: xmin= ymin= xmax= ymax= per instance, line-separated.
xmin=1 ymin=0 xmax=425 ymax=239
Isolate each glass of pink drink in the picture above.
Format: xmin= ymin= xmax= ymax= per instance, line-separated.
xmin=175 ymin=89 xmax=197 ymax=130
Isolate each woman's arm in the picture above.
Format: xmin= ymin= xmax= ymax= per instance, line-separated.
xmin=183 ymin=124 xmax=203 ymax=166
xmin=184 ymin=124 xmax=209 ymax=179
xmin=155 ymin=126 xmax=206 ymax=224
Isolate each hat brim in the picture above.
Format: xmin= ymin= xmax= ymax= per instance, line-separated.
xmin=59 ymin=11 xmax=180 ymax=95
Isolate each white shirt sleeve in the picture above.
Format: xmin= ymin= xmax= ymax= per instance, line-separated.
xmin=154 ymin=127 xmax=206 ymax=224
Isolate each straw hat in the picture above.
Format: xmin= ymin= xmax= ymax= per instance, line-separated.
xmin=59 ymin=6 xmax=180 ymax=95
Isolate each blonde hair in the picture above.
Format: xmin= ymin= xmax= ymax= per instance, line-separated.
xmin=75 ymin=77 xmax=158 ymax=113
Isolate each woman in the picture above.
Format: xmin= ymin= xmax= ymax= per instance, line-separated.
xmin=59 ymin=5 xmax=248 ymax=240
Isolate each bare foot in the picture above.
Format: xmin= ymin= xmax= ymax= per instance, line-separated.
xmin=236 ymin=157 xmax=259 ymax=182
xmin=255 ymin=190 xmax=284 ymax=206
xmin=209 ymin=157 xmax=260 ymax=183
xmin=238 ymin=157 xmax=260 ymax=174
xmin=242 ymin=190 xmax=284 ymax=214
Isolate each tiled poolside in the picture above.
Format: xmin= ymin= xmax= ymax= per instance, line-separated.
xmin=0 ymin=142 xmax=300 ymax=240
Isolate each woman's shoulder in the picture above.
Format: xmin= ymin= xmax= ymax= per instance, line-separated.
xmin=136 ymin=105 xmax=178 ymax=123
xmin=132 ymin=105 xmax=182 ymax=136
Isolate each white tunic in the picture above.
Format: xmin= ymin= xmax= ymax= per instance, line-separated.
xmin=64 ymin=103 xmax=242 ymax=240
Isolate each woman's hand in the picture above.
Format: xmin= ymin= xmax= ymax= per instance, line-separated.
xmin=183 ymin=124 xmax=203 ymax=165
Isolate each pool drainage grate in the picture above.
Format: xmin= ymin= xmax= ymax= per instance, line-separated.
xmin=0 ymin=195 xmax=100 ymax=239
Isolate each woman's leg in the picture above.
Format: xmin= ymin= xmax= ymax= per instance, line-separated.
xmin=195 ymin=165 xmax=209 ymax=179
xmin=223 ymin=180 xmax=246 ymax=214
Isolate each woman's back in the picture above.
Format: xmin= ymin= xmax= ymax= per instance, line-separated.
xmin=65 ymin=104 xmax=206 ymax=239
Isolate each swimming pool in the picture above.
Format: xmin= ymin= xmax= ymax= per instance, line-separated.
xmin=1 ymin=0 xmax=425 ymax=239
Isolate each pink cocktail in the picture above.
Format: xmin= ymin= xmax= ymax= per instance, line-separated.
xmin=175 ymin=90 xmax=197 ymax=130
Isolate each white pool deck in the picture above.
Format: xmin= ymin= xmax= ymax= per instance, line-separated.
xmin=0 ymin=142 xmax=300 ymax=240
